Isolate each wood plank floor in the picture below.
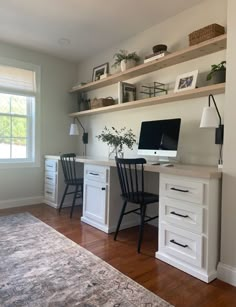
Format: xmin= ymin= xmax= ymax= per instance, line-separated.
xmin=0 ymin=203 xmax=236 ymax=307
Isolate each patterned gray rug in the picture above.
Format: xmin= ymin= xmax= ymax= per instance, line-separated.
xmin=0 ymin=213 xmax=172 ymax=307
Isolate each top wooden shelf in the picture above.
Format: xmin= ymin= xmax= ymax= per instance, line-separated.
xmin=70 ymin=34 xmax=227 ymax=93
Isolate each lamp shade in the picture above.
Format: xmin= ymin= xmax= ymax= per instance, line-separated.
xmin=200 ymin=106 xmax=218 ymax=128
xmin=69 ymin=123 xmax=79 ymax=135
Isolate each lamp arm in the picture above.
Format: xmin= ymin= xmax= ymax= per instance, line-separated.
xmin=74 ymin=117 xmax=85 ymax=133
xmin=208 ymin=94 xmax=222 ymax=126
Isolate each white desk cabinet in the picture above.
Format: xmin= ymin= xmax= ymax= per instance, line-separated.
xmin=81 ymin=163 xmax=139 ymax=233
xmin=156 ymin=173 xmax=221 ymax=283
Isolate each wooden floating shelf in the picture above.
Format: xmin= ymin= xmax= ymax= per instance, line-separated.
xmin=69 ymin=83 xmax=225 ymax=117
xmin=70 ymin=34 xmax=227 ymax=93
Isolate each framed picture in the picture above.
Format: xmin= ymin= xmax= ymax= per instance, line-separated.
xmin=92 ymin=63 xmax=109 ymax=82
xmin=118 ymin=81 xmax=136 ymax=103
xmin=174 ymin=70 xmax=198 ymax=93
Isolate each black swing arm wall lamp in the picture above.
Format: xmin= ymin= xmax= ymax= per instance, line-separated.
xmin=69 ymin=117 xmax=88 ymax=144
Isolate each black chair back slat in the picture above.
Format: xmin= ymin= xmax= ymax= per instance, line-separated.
xmin=115 ymin=157 xmax=146 ymax=204
xmin=61 ymin=153 xmax=77 ymax=185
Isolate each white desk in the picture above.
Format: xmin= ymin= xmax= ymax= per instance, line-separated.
xmin=44 ymin=155 xmax=221 ymax=283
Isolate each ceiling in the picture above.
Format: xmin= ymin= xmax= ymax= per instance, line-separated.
xmin=0 ymin=0 xmax=204 ymax=62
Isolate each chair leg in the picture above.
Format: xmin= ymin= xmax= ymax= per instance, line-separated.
xmin=114 ymin=200 xmax=127 ymax=241
xmin=137 ymin=204 xmax=146 ymax=253
xmin=70 ymin=185 xmax=78 ymax=218
xmin=59 ymin=184 xmax=69 ymax=213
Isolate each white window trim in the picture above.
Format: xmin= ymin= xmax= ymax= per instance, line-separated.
xmin=0 ymin=57 xmax=41 ymax=169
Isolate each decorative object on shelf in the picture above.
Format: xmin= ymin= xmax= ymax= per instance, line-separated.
xmin=78 ymin=92 xmax=90 ymax=112
xmin=144 ymin=51 xmax=170 ymax=64
xmin=69 ymin=117 xmax=88 ymax=145
xmin=189 ymin=23 xmax=225 ymax=46
xmin=206 ymin=60 xmax=226 ymax=84
xmin=92 ymin=62 xmax=109 ymax=81
xmin=72 ymin=82 xmax=87 ymax=90
xmin=140 ymin=82 xmax=167 ymax=98
xmin=152 ymin=44 xmax=167 ymax=54
xmin=112 ymin=49 xmax=140 ymax=72
xmin=118 ymin=81 xmax=136 ymax=103
xmin=174 ymin=70 xmax=198 ymax=93
xmin=200 ymin=94 xmax=224 ymax=167
xmin=90 ymin=97 xmax=115 ymax=109
xmin=96 ymin=126 xmax=136 ymax=159
xmin=99 ymin=73 xmax=110 ymax=80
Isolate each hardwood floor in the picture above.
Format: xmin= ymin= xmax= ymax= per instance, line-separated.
xmin=1 ymin=203 xmax=236 ymax=307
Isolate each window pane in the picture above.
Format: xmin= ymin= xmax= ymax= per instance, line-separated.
xmin=0 ymin=138 xmax=10 ymax=158
xmin=0 ymin=115 xmax=11 ymax=137
xmin=12 ymin=117 xmax=27 ymax=138
xmin=11 ymin=95 xmax=27 ymax=115
xmin=12 ymin=138 xmax=26 ymax=158
xmin=0 ymin=94 xmax=10 ymax=113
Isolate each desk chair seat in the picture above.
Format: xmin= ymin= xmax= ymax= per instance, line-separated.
xmin=114 ymin=157 xmax=159 ymax=253
xmin=59 ymin=153 xmax=83 ymax=218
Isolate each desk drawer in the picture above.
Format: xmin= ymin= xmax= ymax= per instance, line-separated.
xmin=160 ymin=197 xmax=203 ymax=233
xmin=45 ymin=171 xmax=57 ymax=186
xmin=44 ymin=184 xmax=56 ymax=202
xmin=160 ymin=223 xmax=202 ymax=268
xmin=45 ymin=159 xmax=57 ymax=172
xmin=84 ymin=164 xmax=108 ymax=183
xmin=160 ymin=175 xmax=204 ymax=204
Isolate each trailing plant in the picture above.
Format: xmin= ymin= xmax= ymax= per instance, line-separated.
xmin=206 ymin=60 xmax=226 ymax=81
xmin=112 ymin=50 xmax=140 ymax=68
xmin=96 ymin=126 xmax=136 ymax=153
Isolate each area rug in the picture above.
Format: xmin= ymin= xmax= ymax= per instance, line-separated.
xmin=0 ymin=213 xmax=172 ymax=307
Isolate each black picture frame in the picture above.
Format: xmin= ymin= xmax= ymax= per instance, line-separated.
xmin=92 ymin=63 xmax=109 ymax=82
xmin=118 ymin=81 xmax=136 ymax=103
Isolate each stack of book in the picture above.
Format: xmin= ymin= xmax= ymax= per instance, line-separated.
xmin=144 ymin=51 xmax=170 ymax=63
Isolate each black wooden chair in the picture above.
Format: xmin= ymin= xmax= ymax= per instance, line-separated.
xmin=59 ymin=153 xmax=83 ymax=218
xmin=114 ymin=157 xmax=159 ymax=253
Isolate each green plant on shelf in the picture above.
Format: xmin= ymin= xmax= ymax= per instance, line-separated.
xmin=206 ymin=60 xmax=226 ymax=81
xmin=112 ymin=50 xmax=140 ymax=68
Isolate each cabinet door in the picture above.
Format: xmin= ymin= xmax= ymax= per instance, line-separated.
xmin=83 ymin=179 xmax=107 ymax=224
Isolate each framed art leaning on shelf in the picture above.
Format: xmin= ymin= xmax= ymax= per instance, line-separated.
xmin=92 ymin=63 xmax=109 ymax=81
xmin=174 ymin=70 xmax=198 ymax=93
xmin=118 ymin=81 xmax=136 ymax=103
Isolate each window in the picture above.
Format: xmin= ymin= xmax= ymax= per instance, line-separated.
xmin=0 ymin=59 xmax=40 ymax=166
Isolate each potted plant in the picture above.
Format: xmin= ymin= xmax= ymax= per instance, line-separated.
xmin=206 ymin=60 xmax=226 ymax=84
xmin=96 ymin=126 xmax=136 ymax=158
xmin=112 ymin=49 xmax=140 ymax=72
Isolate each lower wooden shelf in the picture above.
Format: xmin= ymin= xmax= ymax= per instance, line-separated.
xmin=69 ymin=83 xmax=225 ymax=117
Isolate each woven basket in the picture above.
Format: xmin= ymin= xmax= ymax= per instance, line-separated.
xmin=189 ymin=24 xmax=225 ymax=46
xmin=90 ymin=97 xmax=115 ymax=109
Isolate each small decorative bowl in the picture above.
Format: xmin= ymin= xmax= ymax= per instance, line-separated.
xmin=152 ymin=44 xmax=167 ymax=54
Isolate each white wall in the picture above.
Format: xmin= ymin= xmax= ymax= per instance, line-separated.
xmin=76 ymin=0 xmax=227 ymax=166
xmin=0 ymin=42 xmax=78 ymax=208
xmin=217 ymin=0 xmax=236 ymax=287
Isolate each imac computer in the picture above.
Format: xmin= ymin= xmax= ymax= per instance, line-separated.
xmin=137 ymin=118 xmax=181 ymax=163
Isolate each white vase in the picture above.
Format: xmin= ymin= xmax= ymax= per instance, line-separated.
xmin=120 ymin=59 xmax=136 ymax=72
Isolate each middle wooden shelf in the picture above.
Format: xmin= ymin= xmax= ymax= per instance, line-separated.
xmin=69 ymin=83 xmax=225 ymax=118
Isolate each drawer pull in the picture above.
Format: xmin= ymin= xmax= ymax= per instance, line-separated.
xmin=101 ymin=187 xmax=106 ymax=191
xmin=46 ymin=177 xmax=53 ymax=180
xmin=170 ymin=239 xmax=188 ymax=248
xmin=170 ymin=211 xmax=189 ymax=218
xmin=47 ymin=165 xmax=53 ymax=168
xmin=89 ymin=172 xmax=99 ymax=176
xmin=170 ymin=187 xmax=189 ymax=193
xmin=46 ymin=191 xmax=53 ymax=195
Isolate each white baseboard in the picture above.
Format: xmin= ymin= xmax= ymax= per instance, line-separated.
xmin=0 ymin=196 xmax=44 ymax=209
xmin=217 ymin=262 xmax=236 ymax=286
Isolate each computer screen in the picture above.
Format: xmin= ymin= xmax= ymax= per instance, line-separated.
xmin=138 ymin=118 xmax=181 ymax=159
